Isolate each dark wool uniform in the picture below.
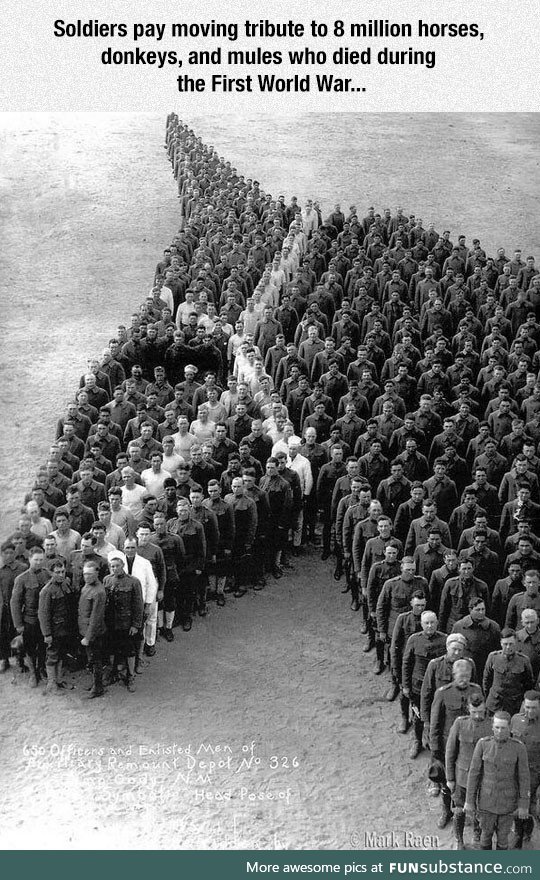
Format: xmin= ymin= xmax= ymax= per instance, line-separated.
xmin=438 ymin=576 xmax=490 ymax=633
xmin=152 ymin=532 xmax=185 ymax=613
xmin=483 ymin=650 xmax=534 ymax=716
xmin=224 ymin=494 xmax=258 ymax=591
xmin=376 ymin=575 xmax=429 ymax=641
xmin=403 ymin=630 xmax=447 ymax=747
xmin=167 ymin=517 xmax=206 ymax=624
xmin=10 ymin=567 xmax=50 ymax=673
xmin=466 ymin=735 xmax=530 ymax=849
xmin=445 ymin=713 xmax=493 ymax=844
xmin=511 ymin=712 xmax=540 ymax=844
xmin=103 ymin=572 xmax=144 ymax=659
xmin=38 ymin=577 xmax=77 ymax=667
xmin=452 ymin=616 xmax=502 ymax=680
xmin=203 ymin=497 xmax=235 ymax=579
xmin=78 ymin=580 xmax=107 ymax=694
xmin=0 ymin=559 xmax=27 ymax=662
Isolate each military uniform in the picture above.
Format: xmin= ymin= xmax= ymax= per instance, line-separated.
xmin=38 ymin=576 xmax=77 ymax=691
xmin=402 ymin=630 xmax=447 ymax=747
xmin=466 ymin=735 xmax=530 ymax=849
xmin=483 ymin=650 xmax=534 ymax=716
xmin=511 ymin=711 xmax=540 ymax=845
xmin=445 ymin=713 xmax=494 ymax=846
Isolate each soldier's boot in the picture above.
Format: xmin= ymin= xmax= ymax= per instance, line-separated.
xmin=104 ymin=659 xmax=119 ymax=686
xmin=385 ymin=672 xmax=400 ymax=699
xmin=375 ymin=640 xmax=387 ymax=676
xmin=26 ymin=656 xmax=38 ymax=689
xmin=523 ymin=815 xmax=534 ymax=841
xmin=437 ymin=789 xmax=453 ymax=829
xmin=363 ymin=615 xmax=376 ymax=653
xmin=510 ymin=818 xmax=525 ymax=850
xmin=56 ymin=659 xmax=67 ymax=688
xmin=44 ymin=663 xmax=63 ymax=696
xmin=409 ymin=717 xmax=423 ymax=759
xmin=87 ymin=661 xmax=104 ymax=699
xmin=358 ymin=593 xmax=368 ymax=628
xmin=333 ymin=547 xmax=343 ymax=581
xmin=397 ymin=694 xmax=410 ymax=733
xmin=126 ymin=657 xmax=136 ymax=693
xmin=453 ymin=810 xmax=466 ymax=849
xmin=472 ymin=817 xmax=482 ymax=848
xmin=349 ymin=578 xmax=360 ymax=612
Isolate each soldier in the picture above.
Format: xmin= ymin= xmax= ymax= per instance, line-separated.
xmin=402 ymin=610 xmax=446 ymax=756
xmin=167 ymin=497 xmax=206 ymax=631
xmin=483 ymin=628 xmax=534 ymax=717
xmin=511 ymin=690 xmax=540 ymax=847
xmin=0 ymin=542 xmax=27 ymax=675
xmin=376 ymin=557 xmax=428 ymax=699
xmin=430 ymin=658 xmax=484 ymax=828
xmin=37 ymin=558 xmax=77 ymax=695
xmin=103 ymin=552 xmax=144 ymax=692
xmin=151 ymin=511 xmax=184 ymax=636
xmin=452 ymin=597 xmax=501 ymax=679
xmin=10 ymin=546 xmax=50 ymax=687
xmin=189 ymin=483 xmax=219 ymax=614
xmin=366 ymin=542 xmax=401 ymax=671
xmin=203 ymin=480 xmax=234 ymax=605
xmin=259 ymin=457 xmax=292 ymax=579
xmin=224 ymin=476 xmax=258 ymax=597
xmin=78 ymin=559 xmax=107 ymax=699
xmin=465 ymin=711 xmax=530 ymax=850
xmin=438 ymin=559 xmax=489 ymax=634
xmin=445 ymin=693 xmax=493 ymax=849
xmin=421 ymin=633 xmax=474 ymax=729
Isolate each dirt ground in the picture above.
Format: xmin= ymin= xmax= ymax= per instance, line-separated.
xmin=1 ymin=113 xmax=540 ymax=850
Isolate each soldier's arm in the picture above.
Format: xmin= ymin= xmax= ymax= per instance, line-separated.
xmin=445 ymin=718 xmax=461 ymax=786
xmin=464 ymin=739 xmax=484 ymax=813
xmin=482 ymin=655 xmax=494 ymax=698
xmin=131 ymin=577 xmax=145 ymax=631
xmin=429 ymin=690 xmax=445 ymax=759
xmin=37 ymin=588 xmax=52 ymax=640
xmin=10 ymin=579 xmax=25 ymax=632
xmin=84 ymin=589 xmax=106 ymax=643
xmin=420 ymin=662 xmax=435 ymax=723
xmin=516 ymin=741 xmax=531 ymax=814
xmin=401 ymin=636 xmax=415 ymax=694
xmin=390 ymin=618 xmax=404 ymax=678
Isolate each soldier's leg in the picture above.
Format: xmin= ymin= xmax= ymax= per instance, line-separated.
xmin=321 ymin=512 xmax=331 ymax=559
xmin=398 ymin=691 xmax=410 ymax=733
xmin=333 ymin=543 xmax=343 ymax=580
xmin=438 ymin=777 xmax=453 ymax=829
xmin=494 ymin=813 xmax=514 ymax=850
xmin=86 ymin=639 xmax=104 ymax=699
xmin=23 ymin=623 xmax=39 ymax=688
xmin=197 ymin=572 xmax=208 ymax=616
xmin=478 ymin=810 xmax=497 ymax=849
xmin=0 ymin=616 xmax=11 ymax=673
xmin=144 ymin=601 xmax=159 ymax=653
xmin=452 ymin=787 xmax=467 ymax=849
xmin=409 ymin=695 xmax=424 ymax=759
xmin=125 ymin=632 xmax=137 ymax=692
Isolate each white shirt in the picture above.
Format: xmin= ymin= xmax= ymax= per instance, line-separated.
xmin=128 ymin=554 xmax=158 ymax=604
xmin=121 ymin=483 xmax=147 ymax=516
xmin=287 ymin=452 xmax=313 ymax=496
xmin=141 ymin=466 xmax=172 ymax=497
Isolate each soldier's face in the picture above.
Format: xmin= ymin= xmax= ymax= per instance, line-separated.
xmin=469 ymin=704 xmax=486 ymax=722
xmin=492 ymin=718 xmax=511 ymax=742
xmin=524 ymin=699 xmax=540 ymax=721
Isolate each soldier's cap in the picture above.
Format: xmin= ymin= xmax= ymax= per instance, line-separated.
xmin=108 ymin=550 xmax=126 ymax=565
xmin=185 ymin=364 xmax=197 ymax=373
xmin=10 ymin=634 xmax=24 ymax=653
xmin=287 ymin=436 xmax=302 ymax=448
xmin=427 ymin=758 xmax=446 ymax=784
xmin=446 ymin=633 xmax=467 ymax=647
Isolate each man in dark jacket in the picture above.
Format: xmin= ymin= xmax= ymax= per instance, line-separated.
xmin=78 ymin=559 xmax=107 ymax=698
xmin=103 ymin=552 xmax=144 ymax=692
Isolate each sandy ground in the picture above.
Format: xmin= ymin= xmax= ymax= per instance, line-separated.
xmin=1 ymin=113 xmax=539 ymax=850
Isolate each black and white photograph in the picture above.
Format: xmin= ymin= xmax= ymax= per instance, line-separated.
xmin=1 ymin=112 xmax=540 ymax=852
